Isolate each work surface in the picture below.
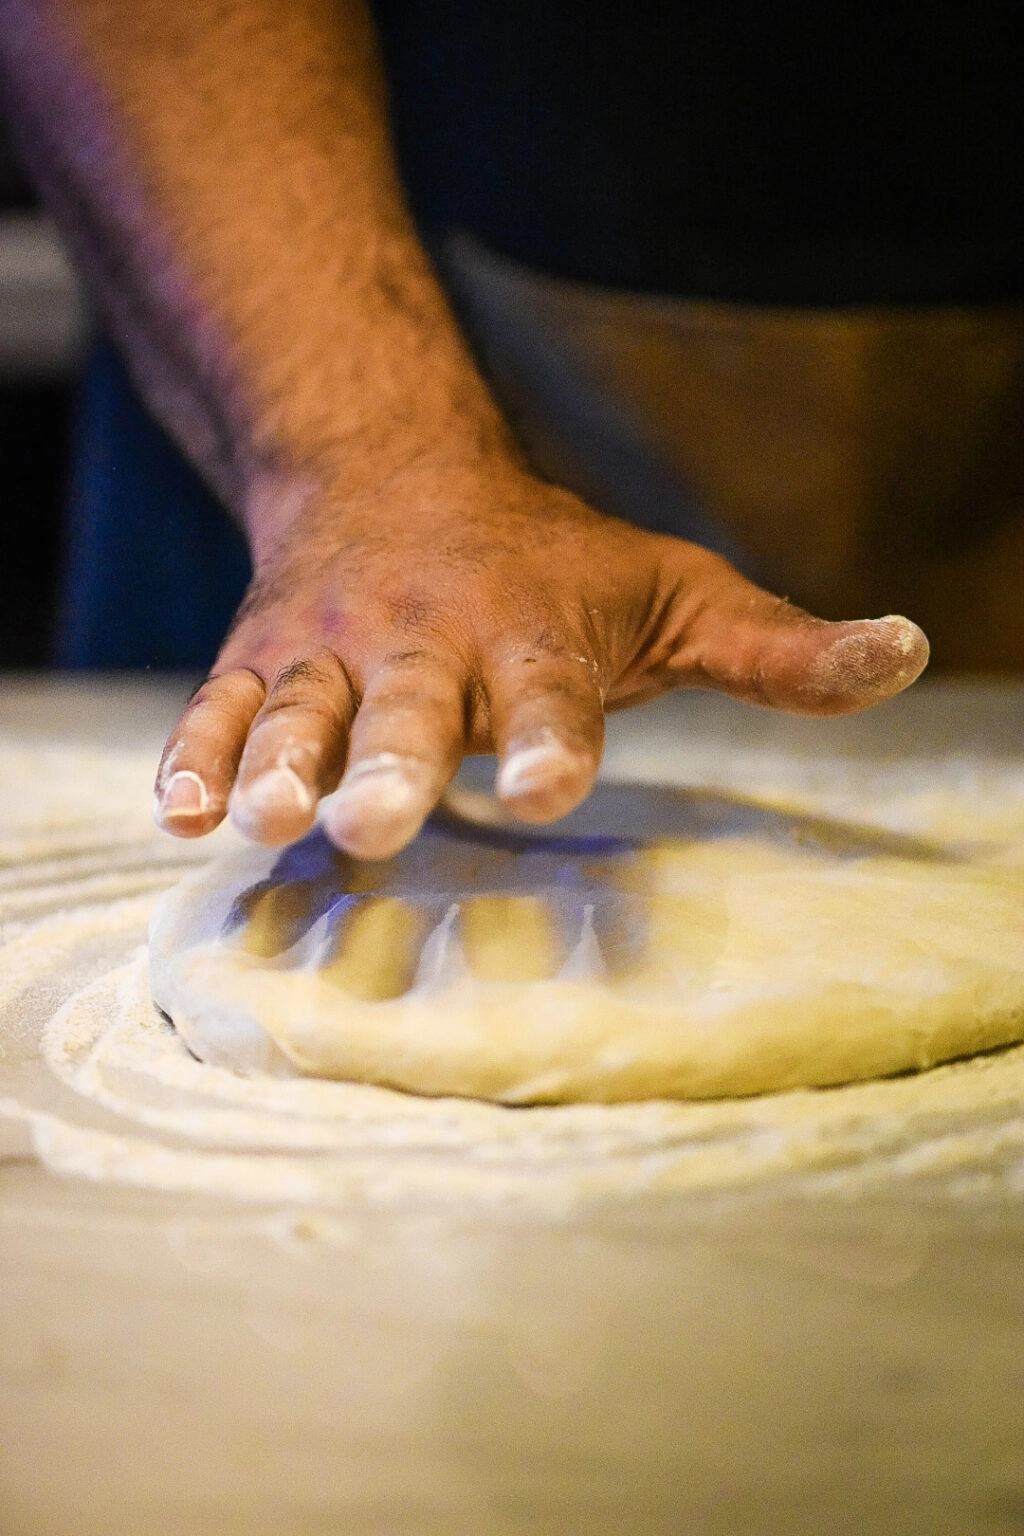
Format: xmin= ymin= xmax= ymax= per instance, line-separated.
xmin=1 ymin=675 xmax=1023 ymax=1536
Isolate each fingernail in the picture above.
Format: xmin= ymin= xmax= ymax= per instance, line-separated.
xmin=333 ymin=756 xmax=420 ymax=816
xmin=155 ymin=770 xmax=209 ymax=822
xmin=229 ymin=766 xmax=313 ymax=836
xmin=497 ymin=738 xmax=581 ymax=799
xmin=326 ymin=755 xmax=429 ymax=858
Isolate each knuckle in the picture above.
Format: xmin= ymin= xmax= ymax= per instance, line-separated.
xmin=184 ymin=668 xmax=265 ymax=724
xmin=367 ymin=680 xmax=460 ymax=718
xmin=253 ymin=700 xmax=344 ymax=741
xmin=371 ymin=642 xmax=466 ymax=698
xmin=274 ymin=645 xmax=347 ymax=689
xmin=383 ymin=590 xmax=444 ymax=635
xmin=379 ymin=647 xmax=438 ymax=670
xmin=519 ymin=626 xmax=569 ymax=660
xmin=498 ymin=666 xmax=601 ymax=712
xmin=260 ymin=650 xmax=354 ymax=714
xmin=380 ymin=589 xmax=474 ymax=659
xmin=271 ymin=656 xmax=335 ymax=694
xmin=493 ymin=613 xmax=600 ymax=676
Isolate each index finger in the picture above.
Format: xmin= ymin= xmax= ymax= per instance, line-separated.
xmin=154 ymin=670 xmax=267 ymax=836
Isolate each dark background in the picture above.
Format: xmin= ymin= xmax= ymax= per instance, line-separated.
xmin=0 ymin=103 xmax=76 ymax=668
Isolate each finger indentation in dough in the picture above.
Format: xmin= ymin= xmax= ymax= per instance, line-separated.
xmin=237 ymin=880 xmax=321 ymax=959
xmin=321 ymin=897 xmax=429 ymax=1000
xmin=460 ymin=896 xmax=563 ymax=982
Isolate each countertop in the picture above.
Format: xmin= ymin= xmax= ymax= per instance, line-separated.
xmin=1 ymin=674 xmax=1023 ymax=1536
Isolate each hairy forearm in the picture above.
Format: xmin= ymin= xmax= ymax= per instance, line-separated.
xmin=0 ymin=0 xmax=513 ymax=540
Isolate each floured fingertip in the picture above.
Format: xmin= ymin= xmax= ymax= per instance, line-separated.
xmin=153 ymin=769 xmax=224 ymax=836
xmin=806 ymin=614 xmax=930 ymax=711
xmin=229 ymin=764 xmax=316 ymax=845
xmin=323 ymin=754 xmax=435 ymax=860
xmin=496 ymin=732 xmax=597 ymax=823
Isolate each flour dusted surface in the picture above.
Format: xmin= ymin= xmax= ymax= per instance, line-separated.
xmin=3 ymin=679 xmax=1024 ymax=1207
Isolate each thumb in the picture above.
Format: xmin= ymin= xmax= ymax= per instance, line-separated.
xmin=659 ymin=550 xmax=930 ymax=716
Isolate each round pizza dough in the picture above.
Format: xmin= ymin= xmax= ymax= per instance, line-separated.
xmin=148 ymin=780 xmax=1024 ymax=1104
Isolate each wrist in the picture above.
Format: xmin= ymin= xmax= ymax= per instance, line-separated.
xmin=240 ymin=388 xmax=528 ymax=570
xmin=232 ymin=269 xmax=520 ymax=553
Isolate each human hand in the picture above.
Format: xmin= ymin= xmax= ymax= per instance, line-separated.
xmin=153 ymin=455 xmax=928 ymax=859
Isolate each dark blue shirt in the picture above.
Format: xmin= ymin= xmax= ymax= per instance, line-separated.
xmin=373 ymin=0 xmax=1023 ymax=304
